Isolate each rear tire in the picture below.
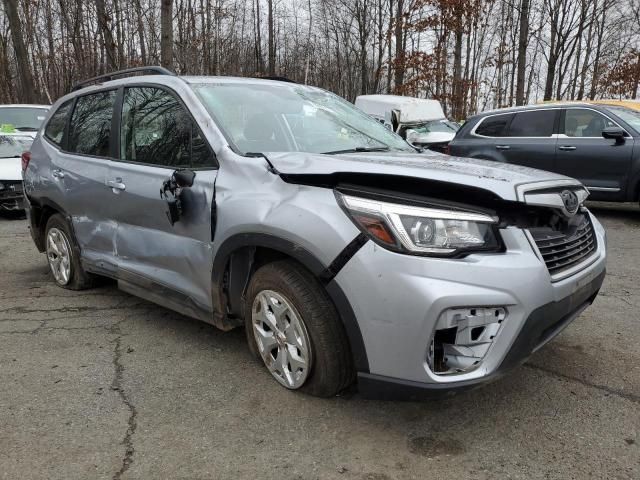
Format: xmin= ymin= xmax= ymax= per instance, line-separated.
xmin=244 ymin=260 xmax=354 ymax=397
xmin=44 ymin=214 xmax=94 ymax=290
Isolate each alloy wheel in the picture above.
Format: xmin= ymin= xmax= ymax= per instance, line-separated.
xmin=46 ymin=227 xmax=72 ymax=286
xmin=251 ymin=289 xmax=312 ymax=389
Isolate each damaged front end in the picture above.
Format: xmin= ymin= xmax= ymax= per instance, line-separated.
xmin=0 ymin=180 xmax=25 ymax=211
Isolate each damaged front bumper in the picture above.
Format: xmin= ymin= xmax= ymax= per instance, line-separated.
xmin=334 ymin=212 xmax=607 ymax=400
xmin=0 ymin=181 xmax=25 ymax=211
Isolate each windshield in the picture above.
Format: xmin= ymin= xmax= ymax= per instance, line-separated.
xmin=0 ymin=135 xmax=32 ymax=158
xmin=407 ymin=120 xmax=460 ymax=135
xmin=193 ymin=82 xmax=414 ymax=155
xmin=0 ymin=107 xmax=49 ymax=131
xmin=607 ymin=106 xmax=640 ymax=131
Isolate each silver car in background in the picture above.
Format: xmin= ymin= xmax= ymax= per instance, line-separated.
xmin=22 ymin=67 xmax=606 ymax=399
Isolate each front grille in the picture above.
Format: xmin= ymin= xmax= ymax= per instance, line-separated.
xmin=0 ymin=181 xmax=24 ymax=200
xmin=530 ymin=213 xmax=597 ymax=277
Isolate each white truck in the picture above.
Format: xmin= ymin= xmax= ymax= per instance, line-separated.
xmin=355 ymin=94 xmax=459 ymax=152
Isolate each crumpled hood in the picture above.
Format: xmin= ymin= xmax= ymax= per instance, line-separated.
xmin=0 ymin=157 xmax=22 ymax=181
xmin=267 ymin=151 xmax=577 ymax=201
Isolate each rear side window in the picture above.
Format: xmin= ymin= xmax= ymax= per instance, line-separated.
xmin=68 ymin=90 xmax=116 ymax=157
xmin=507 ymin=110 xmax=556 ymax=137
xmin=120 ymin=86 xmax=216 ymax=168
xmin=44 ymin=100 xmax=73 ymax=147
xmin=474 ymin=114 xmax=512 ymax=137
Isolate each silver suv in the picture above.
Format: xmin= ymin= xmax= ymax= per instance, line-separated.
xmin=23 ymin=68 xmax=607 ymax=399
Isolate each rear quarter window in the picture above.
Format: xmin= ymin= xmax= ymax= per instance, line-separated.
xmin=474 ymin=114 xmax=513 ymax=137
xmin=44 ymin=100 xmax=73 ymax=147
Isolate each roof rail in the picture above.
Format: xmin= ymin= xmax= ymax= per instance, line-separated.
xmin=256 ymin=76 xmax=297 ymax=84
xmin=72 ymin=66 xmax=175 ymax=91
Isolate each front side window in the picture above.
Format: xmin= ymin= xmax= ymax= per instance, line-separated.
xmin=44 ymin=100 xmax=73 ymax=147
xmin=68 ymin=91 xmax=116 ymax=156
xmin=563 ymin=109 xmax=618 ymax=138
xmin=507 ymin=110 xmax=556 ymax=137
xmin=192 ymin=82 xmax=413 ymax=155
xmin=120 ymin=87 xmax=215 ymax=168
xmin=474 ymin=114 xmax=513 ymax=137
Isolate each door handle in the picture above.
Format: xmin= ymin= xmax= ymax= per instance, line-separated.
xmin=495 ymin=145 xmax=511 ymax=150
xmin=107 ymin=178 xmax=126 ymax=192
xmin=559 ymin=145 xmax=577 ymax=151
xmin=52 ymin=168 xmax=65 ymax=179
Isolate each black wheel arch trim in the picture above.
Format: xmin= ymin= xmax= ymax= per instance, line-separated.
xmin=26 ymin=196 xmax=71 ymax=252
xmin=211 ymin=232 xmax=370 ymax=372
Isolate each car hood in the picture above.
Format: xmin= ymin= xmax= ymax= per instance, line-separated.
xmin=0 ymin=157 xmax=22 ymax=181
xmin=267 ymin=151 xmax=577 ymax=201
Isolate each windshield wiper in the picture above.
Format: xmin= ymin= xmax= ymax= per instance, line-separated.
xmin=321 ymin=146 xmax=390 ymax=155
xmin=15 ymin=127 xmax=38 ymax=131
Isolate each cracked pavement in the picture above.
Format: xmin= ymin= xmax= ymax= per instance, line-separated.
xmin=1 ymin=203 xmax=639 ymax=480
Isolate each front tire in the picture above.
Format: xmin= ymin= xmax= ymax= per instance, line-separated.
xmin=244 ymin=260 xmax=354 ymax=397
xmin=44 ymin=214 xmax=94 ymax=290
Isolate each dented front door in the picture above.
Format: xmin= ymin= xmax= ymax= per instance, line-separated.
xmin=107 ymin=85 xmax=218 ymax=314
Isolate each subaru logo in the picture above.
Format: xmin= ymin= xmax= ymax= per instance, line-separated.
xmin=560 ymin=190 xmax=580 ymax=215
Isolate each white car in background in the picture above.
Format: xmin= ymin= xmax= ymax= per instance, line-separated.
xmin=0 ymin=133 xmax=32 ymax=212
xmin=355 ymin=94 xmax=459 ymax=152
xmin=0 ymin=104 xmax=50 ymax=138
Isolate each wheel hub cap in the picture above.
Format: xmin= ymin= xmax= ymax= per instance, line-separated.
xmin=46 ymin=228 xmax=71 ymax=286
xmin=251 ymin=290 xmax=312 ymax=389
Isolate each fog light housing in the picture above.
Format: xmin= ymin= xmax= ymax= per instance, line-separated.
xmin=428 ymin=307 xmax=506 ymax=375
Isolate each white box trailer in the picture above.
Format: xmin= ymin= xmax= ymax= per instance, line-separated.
xmin=354 ymin=94 xmax=459 ymax=151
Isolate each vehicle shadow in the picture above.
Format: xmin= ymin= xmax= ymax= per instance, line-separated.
xmin=587 ymin=201 xmax=640 ymax=223
xmin=0 ymin=210 xmax=27 ymax=221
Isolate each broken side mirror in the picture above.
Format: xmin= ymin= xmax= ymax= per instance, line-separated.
xmin=174 ymin=168 xmax=196 ymax=188
xmin=160 ymin=169 xmax=196 ymax=225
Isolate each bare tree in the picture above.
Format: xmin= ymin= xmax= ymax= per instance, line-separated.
xmin=161 ymin=0 xmax=173 ymax=69
xmin=3 ymin=0 xmax=37 ymax=102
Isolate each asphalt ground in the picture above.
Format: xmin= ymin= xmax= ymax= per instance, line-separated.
xmin=0 ymin=202 xmax=638 ymax=480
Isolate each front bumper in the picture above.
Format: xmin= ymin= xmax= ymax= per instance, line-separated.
xmin=0 ymin=182 xmax=25 ymax=211
xmin=334 ymin=212 xmax=607 ymax=399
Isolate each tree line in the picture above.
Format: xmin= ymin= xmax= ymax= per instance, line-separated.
xmin=2 ymin=0 xmax=640 ymax=120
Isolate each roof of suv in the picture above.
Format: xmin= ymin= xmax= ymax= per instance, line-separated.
xmin=471 ymin=102 xmax=614 ymax=119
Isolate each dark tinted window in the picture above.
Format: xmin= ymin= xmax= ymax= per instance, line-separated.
xmin=68 ymin=91 xmax=116 ymax=156
xmin=44 ymin=100 xmax=73 ymax=146
xmin=507 ymin=110 xmax=556 ymax=137
xmin=475 ymin=114 xmax=512 ymax=137
xmin=121 ymin=87 xmax=215 ymax=168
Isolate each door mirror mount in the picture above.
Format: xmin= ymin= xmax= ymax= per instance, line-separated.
xmin=602 ymin=126 xmax=626 ymax=144
xmin=160 ymin=169 xmax=196 ymax=225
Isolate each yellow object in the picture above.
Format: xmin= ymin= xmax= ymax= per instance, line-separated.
xmin=539 ymin=99 xmax=640 ymax=111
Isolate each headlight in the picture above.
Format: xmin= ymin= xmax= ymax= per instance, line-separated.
xmin=338 ymin=193 xmax=501 ymax=256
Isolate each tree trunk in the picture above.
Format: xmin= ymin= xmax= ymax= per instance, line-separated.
xmin=268 ymin=0 xmax=275 ymax=75
xmin=393 ymin=0 xmax=404 ymax=90
xmin=515 ymin=0 xmax=529 ymax=105
xmin=3 ymin=0 xmax=37 ymax=102
xmin=161 ymin=0 xmax=173 ymax=69
xmin=96 ymin=0 xmax=118 ymax=70
xmin=451 ymin=27 xmax=463 ymax=119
